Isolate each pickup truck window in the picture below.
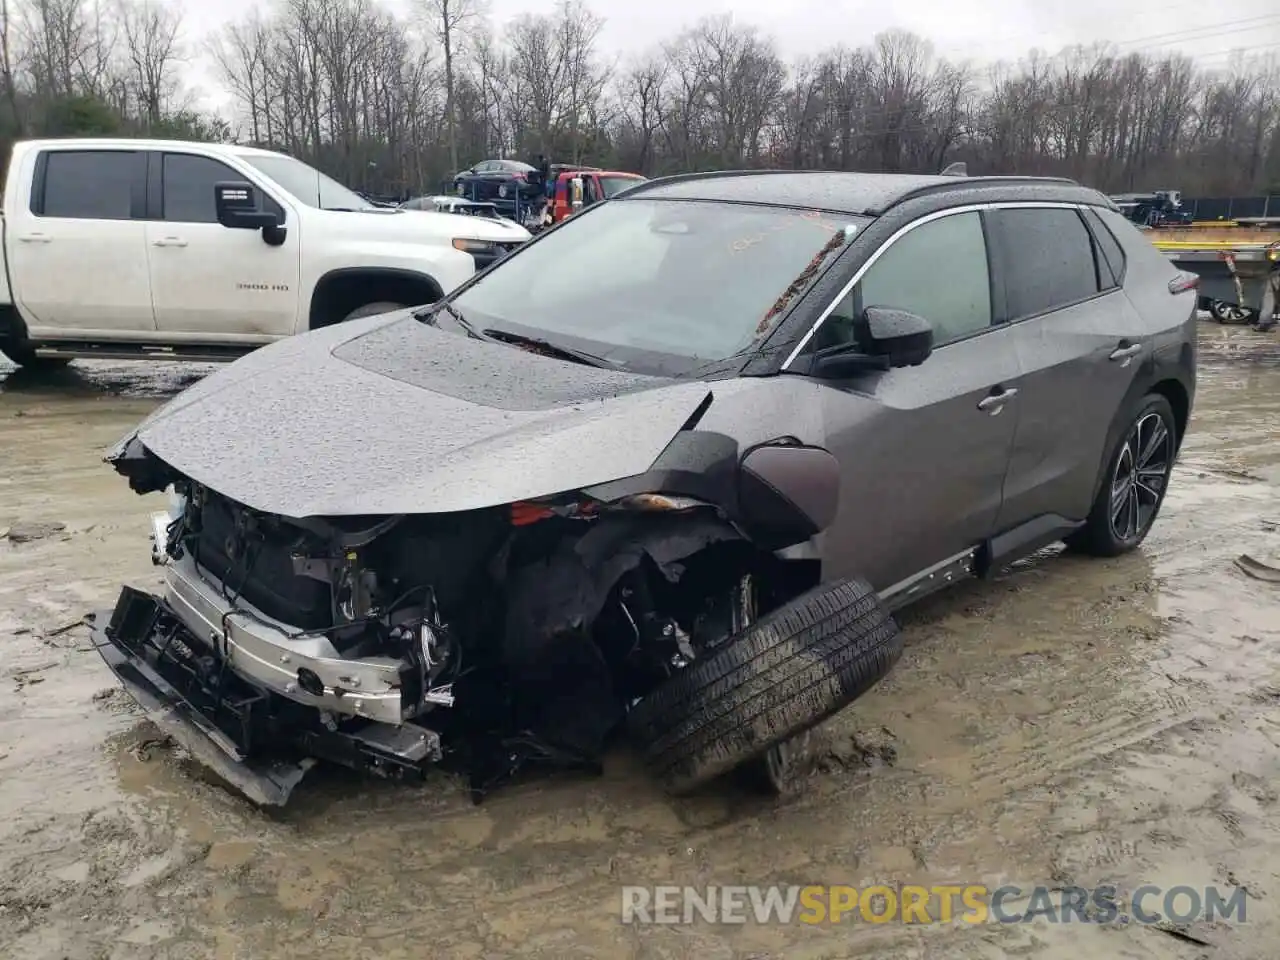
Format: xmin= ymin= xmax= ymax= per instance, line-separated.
xmin=163 ymin=153 xmax=242 ymax=223
xmin=38 ymin=150 xmax=140 ymax=220
xmin=242 ymin=154 xmax=373 ymax=212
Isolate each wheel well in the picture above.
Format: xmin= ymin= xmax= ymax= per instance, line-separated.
xmin=1150 ymin=378 xmax=1189 ymax=447
xmin=309 ymin=270 xmax=444 ymax=329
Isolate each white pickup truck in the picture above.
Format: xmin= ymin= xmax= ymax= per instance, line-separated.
xmin=0 ymin=138 xmax=531 ymax=368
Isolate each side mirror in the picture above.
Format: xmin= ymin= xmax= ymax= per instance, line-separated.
xmin=811 ymin=306 xmax=933 ymax=378
xmin=214 ymin=181 xmax=286 ymax=245
xmin=857 ymin=306 xmax=933 ymax=366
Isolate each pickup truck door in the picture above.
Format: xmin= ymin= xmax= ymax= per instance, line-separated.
xmin=145 ymin=151 xmax=300 ymax=339
xmin=8 ymin=147 xmax=156 ymax=335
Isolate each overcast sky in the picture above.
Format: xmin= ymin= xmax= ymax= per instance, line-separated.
xmin=175 ymin=0 xmax=1280 ymax=116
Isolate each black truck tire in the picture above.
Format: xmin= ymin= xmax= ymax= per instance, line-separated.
xmin=628 ymin=578 xmax=903 ymax=795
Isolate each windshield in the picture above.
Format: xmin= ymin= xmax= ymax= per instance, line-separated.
xmin=242 ymin=154 xmax=375 ymax=211
xmin=600 ymin=176 xmax=644 ymax=198
xmin=450 ymin=198 xmax=865 ymax=372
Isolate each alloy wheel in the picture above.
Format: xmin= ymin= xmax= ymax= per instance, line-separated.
xmin=1109 ymin=411 xmax=1173 ymax=543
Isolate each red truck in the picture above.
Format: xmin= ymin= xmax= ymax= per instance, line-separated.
xmin=539 ymin=167 xmax=647 ymax=228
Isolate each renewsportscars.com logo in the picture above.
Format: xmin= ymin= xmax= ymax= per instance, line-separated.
xmin=620 ymin=884 xmax=1249 ymax=926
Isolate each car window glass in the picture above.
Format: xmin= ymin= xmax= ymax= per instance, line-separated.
xmin=1084 ymin=207 xmax=1126 ymax=286
xmin=996 ymin=208 xmax=1100 ymax=319
xmin=166 ymin=153 xmax=284 ymax=222
xmin=821 ymin=211 xmax=992 ymax=348
xmin=40 ymin=150 xmax=137 ymax=220
xmin=163 ymin=153 xmax=239 ymax=223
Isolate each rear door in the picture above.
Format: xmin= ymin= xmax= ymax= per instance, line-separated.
xmin=989 ymin=204 xmax=1148 ymax=528
xmin=9 ymin=147 xmax=155 ymax=335
xmin=808 ymin=209 xmax=1023 ymax=592
xmin=145 ymin=150 xmax=300 ymax=339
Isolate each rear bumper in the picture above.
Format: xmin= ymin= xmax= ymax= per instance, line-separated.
xmin=91 ymin=585 xmax=443 ymax=805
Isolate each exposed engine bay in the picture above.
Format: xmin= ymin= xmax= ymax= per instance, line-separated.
xmin=93 ymin=474 xmax=818 ymax=804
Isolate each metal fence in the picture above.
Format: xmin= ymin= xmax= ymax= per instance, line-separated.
xmin=1178 ymin=196 xmax=1280 ymax=221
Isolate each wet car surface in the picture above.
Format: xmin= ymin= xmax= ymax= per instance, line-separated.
xmin=1 ymin=324 xmax=1279 ymax=959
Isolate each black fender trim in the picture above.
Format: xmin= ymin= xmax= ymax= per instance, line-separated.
xmin=580 ymin=431 xmax=840 ymax=551
xmin=308 ymin=267 xmax=445 ymax=327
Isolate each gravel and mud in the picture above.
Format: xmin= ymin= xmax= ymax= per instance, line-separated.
xmin=2 ymin=325 xmax=1278 ymax=959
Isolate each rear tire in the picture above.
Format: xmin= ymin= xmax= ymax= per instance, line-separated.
xmin=1066 ymin=393 xmax=1177 ymax=557
xmin=342 ymin=301 xmax=406 ymax=323
xmin=628 ymin=578 xmax=902 ymax=796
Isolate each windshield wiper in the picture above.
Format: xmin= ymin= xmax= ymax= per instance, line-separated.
xmin=481 ymin=329 xmax=617 ymax=368
xmin=416 ymin=300 xmax=485 ymax=339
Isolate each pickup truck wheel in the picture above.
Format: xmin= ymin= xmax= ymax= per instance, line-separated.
xmin=342 ymin=301 xmax=406 ymax=323
xmin=0 ymin=342 xmax=70 ymax=369
xmin=628 ymin=578 xmax=903 ymax=796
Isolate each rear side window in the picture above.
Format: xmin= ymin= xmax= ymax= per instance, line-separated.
xmin=1084 ymin=207 xmax=1126 ymax=286
xmin=993 ymin=207 xmax=1100 ymax=320
xmin=38 ymin=150 xmax=140 ymax=220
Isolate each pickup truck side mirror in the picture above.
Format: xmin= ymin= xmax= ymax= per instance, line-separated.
xmin=810 ymin=306 xmax=934 ymax=378
xmin=214 ymin=181 xmax=287 ymax=246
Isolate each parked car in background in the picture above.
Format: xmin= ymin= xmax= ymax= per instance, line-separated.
xmin=453 ymin=159 xmax=545 ymax=214
xmin=92 ymin=169 xmax=1196 ymax=808
xmin=400 ymin=195 xmax=512 ymax=222
xmin=0 ymin=138 xmax=531 ymax=368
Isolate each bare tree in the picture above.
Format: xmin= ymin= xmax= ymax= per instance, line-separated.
xmin=419 ymin=0 xmax=484 ymax=173
xmin=1 ymin=0 xmax=1277 ymax=200
xmin=119 ymin=0 xmax=181 ymax=127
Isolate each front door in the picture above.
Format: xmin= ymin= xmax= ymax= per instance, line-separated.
xmin=808 ymin=209 xmax=1022 ymax=591
xmin=145 ymin=151 xmax=300 ymax=339
xmin=9 ymin=147 xmax=156 ymax=335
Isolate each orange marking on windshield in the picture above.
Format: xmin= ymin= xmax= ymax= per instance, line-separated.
xmin=727 ymin=210 xmax=839 ymax=254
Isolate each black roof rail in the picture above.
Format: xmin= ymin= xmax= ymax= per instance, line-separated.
xmin=879 ymin=175 xmax=1085 ymax=213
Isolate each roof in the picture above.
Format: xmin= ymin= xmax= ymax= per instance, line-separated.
xmin=18 ymin=137 xmax=285 ymax=159
xmin=620 ymin=169 xmax=1090 ymax=216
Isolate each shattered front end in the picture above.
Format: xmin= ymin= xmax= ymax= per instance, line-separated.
xmin=90 ymin=443 xmax=756 ymax=806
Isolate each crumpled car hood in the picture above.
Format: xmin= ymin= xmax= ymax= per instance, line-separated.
xmin=113 ymin=313 xmax=714 ymax=519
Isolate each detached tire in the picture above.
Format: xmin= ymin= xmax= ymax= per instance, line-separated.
xmin=628 ymin=579 xmax=902 ymax=795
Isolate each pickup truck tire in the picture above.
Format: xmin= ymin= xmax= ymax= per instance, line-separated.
xmin=628 ymin=578 xmax=902 ymax=795
xmin=343 ymin=301 xmax=405 ymax=323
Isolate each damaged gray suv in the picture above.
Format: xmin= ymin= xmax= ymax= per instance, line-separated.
xmin=92 ymin=170 xmax=1199 ymax=805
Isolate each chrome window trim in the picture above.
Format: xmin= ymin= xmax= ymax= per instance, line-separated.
xmin=780 ymin=200 xmax=1095 ymax=370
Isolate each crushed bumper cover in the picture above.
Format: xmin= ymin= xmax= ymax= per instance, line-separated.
xmin=90 ymin=585 xmax=443 ymax=806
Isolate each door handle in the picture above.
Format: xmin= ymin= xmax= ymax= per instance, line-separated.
xmin=17 ymin=233 xmax=51 ymax=243
xmin=1109 ymin=342 xmax=1142 ymax=362
xmin=977 ymin=387 xmax=1018 ymax=413
xmin=152 ymin=237 xmax=188 ymax=247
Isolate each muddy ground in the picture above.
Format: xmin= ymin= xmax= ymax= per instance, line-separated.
xmin=1 ymin=325 xmax=1278 ymax=960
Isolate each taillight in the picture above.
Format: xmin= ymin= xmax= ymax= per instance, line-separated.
xmin=1168 ymin=271 xmax=1200 ymax=294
